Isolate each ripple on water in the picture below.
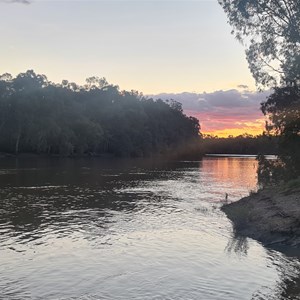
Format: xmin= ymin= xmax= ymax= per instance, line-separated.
xmin=0 ymin=157 xmax=299 ymax=299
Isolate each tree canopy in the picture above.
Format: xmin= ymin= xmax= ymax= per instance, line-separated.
xmin=0 ymin=70 xmax=201 ymax=158
xmin=202 ymin=134 xmax=278 ymax=155
xmin=218 ymin=0 xmax=300 ymax=88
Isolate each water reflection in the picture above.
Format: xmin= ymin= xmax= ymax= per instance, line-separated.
xmin=225 ymin=233 xmax=249 ymax=256
xmin=0 ymin=186 xmax=140 ymax=248
xmin=279 ymin=272 xmax=300 ymax=300
xmin=225 ymin=233 xmax=300 ymax=299
xmin=0 ymin=157 xmax=299 ymax=299
xmin=202 ymin=157 xmax=258 ymax=195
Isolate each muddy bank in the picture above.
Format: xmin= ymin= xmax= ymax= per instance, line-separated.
xmin=222 ymin=186 xmax=300 ymax=248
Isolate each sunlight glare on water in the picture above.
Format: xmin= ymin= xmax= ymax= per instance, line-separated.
xmin=0 ymin=156 xmax=299 ymax=300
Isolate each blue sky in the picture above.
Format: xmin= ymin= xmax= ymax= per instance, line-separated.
xmin=0 ymin=0 xmax=255 ymax=94
xmin=1 ymin=0 xmax=268 ymax=136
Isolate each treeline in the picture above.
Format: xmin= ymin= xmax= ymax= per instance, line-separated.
xmin=201 ymin=134 xmax=279 ymax=155
xmin=0 ymin=70 xmax=201 ymax=157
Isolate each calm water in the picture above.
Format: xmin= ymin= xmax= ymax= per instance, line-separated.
xmin=0 ymin=156 xmax=299 ymax=300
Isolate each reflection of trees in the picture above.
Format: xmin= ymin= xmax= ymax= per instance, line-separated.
xmin=278 ymin=273 xmax=300 ymax=299
xmin=225 ymin=233 xmax=300 ymax=299
xmin=0 ymin=158 xmax=189 ymax=242
xmin=267 ymin=249 xmax=300 ymax=300
xmin=225 ymin=233 xmax=249 ymax=256
xmin=0 ymin=188 xmax=138 ymax=235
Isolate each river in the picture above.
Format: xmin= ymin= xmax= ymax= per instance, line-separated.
xmin=0 ymin=156 xmax=299 ymax=299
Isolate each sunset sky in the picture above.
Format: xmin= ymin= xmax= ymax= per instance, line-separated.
xmin=0 ymin=0 xmax=268 ymax=137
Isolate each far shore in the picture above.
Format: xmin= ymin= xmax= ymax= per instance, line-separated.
xmin=0 ymin=151 xmax=204 ymax=161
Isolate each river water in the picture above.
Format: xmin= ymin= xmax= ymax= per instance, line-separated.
xmin=0 ymin=156 xmax=299 ymax=300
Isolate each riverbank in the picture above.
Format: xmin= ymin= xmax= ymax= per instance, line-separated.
xmin=222 ymin=179 xmax=300 ymax=248
xmin=0 ymin=147 xmax=204 ymax=161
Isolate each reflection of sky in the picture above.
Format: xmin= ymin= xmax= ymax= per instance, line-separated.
xmin=0 ymin=1 xmax=255 ymax=94
xmin=0 ymin=157 xmax=299 ymax=299
xmin=201 ymin=157 xmax=258 ymax=198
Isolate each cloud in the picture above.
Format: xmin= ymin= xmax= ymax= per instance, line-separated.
xmin=150 ymin=89 xmax=270 ymax=136
xmin=0 ymin=0 xmax=31 ymax=4
xmin=237 ymin=84 xmax=249 ymax=90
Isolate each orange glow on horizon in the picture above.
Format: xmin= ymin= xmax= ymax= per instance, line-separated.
xmin=201 ymin=119 xmax=266 ymax=138
xmin=185 ymin=110 xmax=267 ymax=138
xmin=203 ymin=127 xmax=264 ymax=138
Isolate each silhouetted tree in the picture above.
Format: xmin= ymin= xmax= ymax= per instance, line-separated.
xmin=218 ymin=0 xmax=300 ymax=88
xmin=0 ymin=70 xmax=201 ymax=158
xmin=202 ymin=134 xmax=278 ymax=155
xmin=219 ymin=0 xmax=300 ymax=183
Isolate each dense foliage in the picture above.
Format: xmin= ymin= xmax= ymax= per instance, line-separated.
xmin=218 ymin=0 xmax=300 ymax=88
xmin=219 ymin=0 xmax=300 ymax=184
xmin=202 ymin=134 xmax=278 ymax=155
xmin=0 ymin=70 xmax=201 ymax=157
xmin=261 ymin=83 xmax=300 ymax=181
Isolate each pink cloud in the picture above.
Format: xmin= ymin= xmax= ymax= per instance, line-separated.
xmin=151 ymin=89 xmax=270 ymax=135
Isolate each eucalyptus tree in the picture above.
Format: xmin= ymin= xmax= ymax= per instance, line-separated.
xmin=219 ymin=0 xmax=300 ymax=181
xmin=218 ymin=0 xmax=300 ymax=88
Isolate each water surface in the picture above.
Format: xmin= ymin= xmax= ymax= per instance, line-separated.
xmin=0 ymin=156 xmax=299 ymax=299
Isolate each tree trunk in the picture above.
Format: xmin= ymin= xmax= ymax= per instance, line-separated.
xmin=15 ymin=131 xmax=21 ymax=154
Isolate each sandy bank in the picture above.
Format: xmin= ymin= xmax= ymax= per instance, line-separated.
xmin=222 ymin=186 xmax=300 ymax=248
